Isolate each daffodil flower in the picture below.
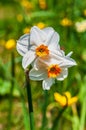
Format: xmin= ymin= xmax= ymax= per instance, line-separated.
xmin=29 ymin=52 xmax=76 ymax=90
xmin=17 ymin=26 xmax=60 ymax=69
xmin=54 ymin=92 xmax=78 ymax=107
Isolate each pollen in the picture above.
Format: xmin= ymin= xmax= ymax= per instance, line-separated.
xmin=36 ymin=44 xmax=49 ymax=57
xmin=48 ymin=64 xmax=61 ymax=78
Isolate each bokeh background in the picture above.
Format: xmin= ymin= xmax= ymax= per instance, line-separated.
xmin=0 ymin=0 xmax=86 ymax=130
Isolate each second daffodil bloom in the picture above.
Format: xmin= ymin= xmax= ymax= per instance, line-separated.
xmin=29 ymin=51 xmax=76 ymax=90
xmin=54 ymin=92 xmax=78 ymax=107
xmin=17 ymin=26 xmax=60 ymax=69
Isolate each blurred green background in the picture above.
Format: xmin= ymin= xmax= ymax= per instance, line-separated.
xmin=0 ymin=0 xmax=86 ymax=130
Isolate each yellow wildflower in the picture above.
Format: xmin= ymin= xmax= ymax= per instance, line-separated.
xmin=83 ymin=9 xmax=86 ymax=16
xmin=21 ymin=0 xmax=33 ymax=10
xmin=23 ymin=27 xmax=31 ymax=34
xmin=60 ymin=18 xmax=72 ymax=27
xmin=5 ymin=39 xmax=16 ymax=50
xmin=39 ymin=0 xmax=47 ymax=9
xmin=16 ymin=14 xmax=23 ymax=22
xmin=36 ymin=22 xmax=46 ymax=29
xmin=54 ymin=92 xmax=78 ymax=107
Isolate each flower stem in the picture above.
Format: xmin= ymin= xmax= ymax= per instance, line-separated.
xmin=41 ymin=90 xmax=48 ymax=130
xmin=25 ymin=69 xmax=35 ymax=130
xmin=14 ymin=79 xmax=30 ymax=130
xmin=7 ymin=52 xmax=15 ymax=130
xmin=51 ymin=107 xmax=66 ymax=130
xmin=79 ymin=98 xmax=86 ymax=130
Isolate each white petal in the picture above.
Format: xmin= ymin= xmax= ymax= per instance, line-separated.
xmin=33 ymin=58 xmax=48 ymax=70
xmin=66 ymin=51 xmax=73 ymax=57
xmin=30 ymin=26 xmax=46 ymax=46
xmin=43 ymin=27 xmax=54 ymax=34
xmin=17 ymin=42 xmax=28 ymax=56
xmin=56 ymin=68 xmax=68 ymax=81
xmin=38 ymin=51 xmax=76 ymax=68
xmin=36 ymin=52 xmax=62 ymax=66
xmin=43 ymin=27 xmax=56 ymax=45
xmin=43 ymin=27 xmax=60 ymax=45
xmin=49 ymin=52 xmax=77 ymax=68
xmin=47 ymin=32 xmax=60 ymax=49
xmin=22 ymin=51 xmax=36 ymax=69
xmin=60 ymin=57 xmax=77 ymax=67
xmin=60 ymin=50 xmax=65 ymax=56
xmin=16 ymin=34 xmax=30 ymax=56
xmin=42 ymin=78 xmax=55 ymax=90
xmin=52 ymin=51 xmax=77 ymax=67
xmin=18 ymin=34 xmax=30 ymax=43
xmin=29 ymin=68 xmax=47 ymax=81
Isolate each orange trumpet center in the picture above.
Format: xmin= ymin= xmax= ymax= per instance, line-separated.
xmin=36 ymin=44 xmax=49 ymax=57
xmin=48 ymin=64 xmax=61 ymax=78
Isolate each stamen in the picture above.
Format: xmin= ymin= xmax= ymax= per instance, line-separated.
xmin=48 ymin=64 xmax=61 ymax=78
xmin=36 ymin=44 xmax=49 ymax=57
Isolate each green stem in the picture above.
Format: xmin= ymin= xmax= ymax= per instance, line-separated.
xmin=79 ymin=98 xmax=86 ymax=130
xmin=51 ymin=107 xmax=66 ymax=130
xmin=19 ymin=87 xmax=30 ymax=130
xmin=41 ymin=90 xmax=48 ymax=130
xmin=13 ymin=78 xmax=30 ymax=130
xmin=25 ymin=69 xmax=35 ymax=130
xmin=7 ymin=52 xmax=15 ymax=130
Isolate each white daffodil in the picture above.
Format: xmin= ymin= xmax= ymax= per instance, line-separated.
xmin=29 ymin=52 xmax=77 ymax=90
xmin=17 ymin=26 xmax=60 ymax=69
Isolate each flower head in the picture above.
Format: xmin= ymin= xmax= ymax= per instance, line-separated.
xmin=39 ymin=0 xmax=47 ymax=9
xmin=36 ymin=22 xmax=46 ymax=29
xmin=16 ymin=14 xmax=23 ymax=22
xmin=17 ymin=26 xmax=60 ymax=69
xmin=5 ymin=39 xmax=16 ymax=50
xmin=60 ymin=18 xmax=72 ymax=27
xmin=54 ymin=92 xmax=78 ymax=107
xmin=23 ymin=27 xmax=31 ymax=34
xmin=75 ymin=20 xmax=86 ymax=33
xmin=17 ymin=26 xmax=77 ymax=90
xmin=21 ymin=0 xmax=33 ymax=10
xmin=29 ymin=51 xmax=76 ymax=90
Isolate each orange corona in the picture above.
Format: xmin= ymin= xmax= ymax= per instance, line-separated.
xmin=36 ymin=44 xmax=49 ymax=57
xmin=48 ymin=64 xmax=61 ymax=78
